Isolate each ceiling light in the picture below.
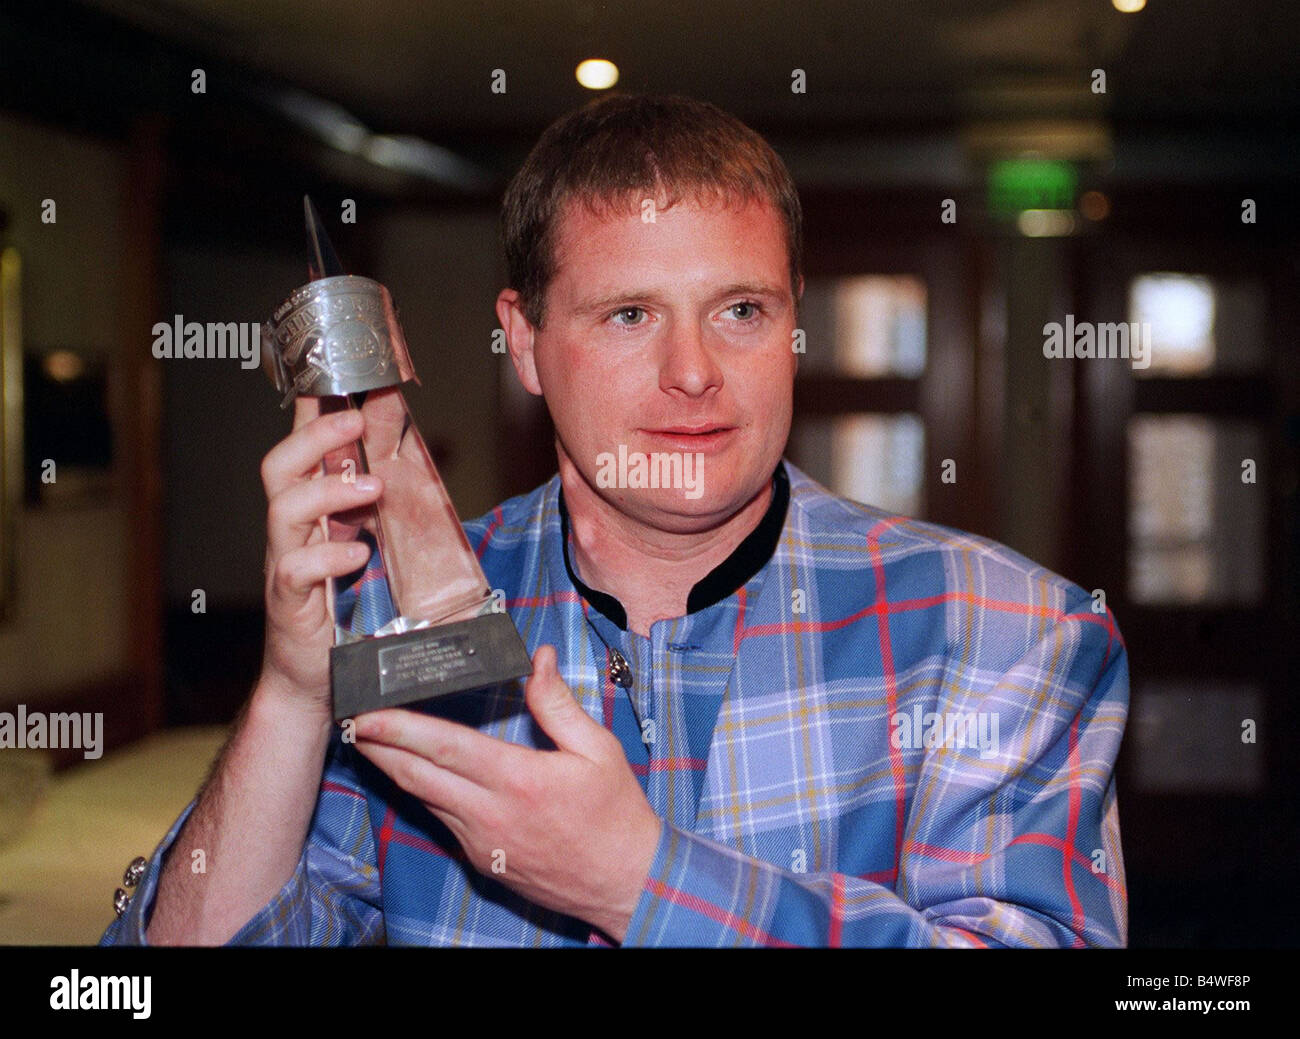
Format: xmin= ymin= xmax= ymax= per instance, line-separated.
xmin=576 ymin=59 xmax=619 ymax=90
xmin=1018 ymin=209 xmax=1077 ymax=237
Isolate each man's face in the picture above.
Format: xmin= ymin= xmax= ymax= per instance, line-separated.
xmin=503 ymin=192 xmax=799 ymax=534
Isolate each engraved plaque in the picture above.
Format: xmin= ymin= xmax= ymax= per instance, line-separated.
xmin=378 ymin=634 xmax=485 ymax=699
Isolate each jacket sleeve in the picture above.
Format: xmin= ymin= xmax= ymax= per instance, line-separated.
xmin=99 ymin=729 xmax=384 ymax=946
xmin=622 ymin=603 xmax=1129 ymax=948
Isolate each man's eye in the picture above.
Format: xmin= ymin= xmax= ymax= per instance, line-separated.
xmin=611 ymin=306 xmax=646 ymax=326
xmin=726 ymin=301 xmax=762 ymax=322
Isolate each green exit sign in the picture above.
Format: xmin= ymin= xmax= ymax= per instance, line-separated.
xmin=987 ymin=159 xmax=1077 ymax=215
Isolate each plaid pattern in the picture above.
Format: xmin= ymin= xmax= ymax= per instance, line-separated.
xmin=102 ymin=462 xmax=1128 ymax=947
xmin=333 ymin=529 xmax=395 ymax=637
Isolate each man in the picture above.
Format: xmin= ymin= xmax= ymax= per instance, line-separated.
xmin=102 ymin=93 xmax=1128 ymax=947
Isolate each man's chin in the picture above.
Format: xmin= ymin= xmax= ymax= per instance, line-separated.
xmin=557 ymin=439 xmax=777 ymax=534
xmin=600 ymin=483 xmax=763 ymax=535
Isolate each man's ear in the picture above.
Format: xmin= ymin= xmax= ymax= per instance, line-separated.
xmin=495 ymin=288 xmax=543 ymax=397
xmin=793 ymin=273 xmax=805 ymax=375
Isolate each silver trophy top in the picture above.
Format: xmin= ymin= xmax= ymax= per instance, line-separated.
xmin=262 ymin=196 xmax=416 ymax=408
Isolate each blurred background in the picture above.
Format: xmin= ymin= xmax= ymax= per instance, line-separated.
xmin=0 ymin=0 xmax=1295 ymax=946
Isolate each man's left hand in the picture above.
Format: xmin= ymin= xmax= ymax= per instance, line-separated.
xmin=352 ymin=644 xmax=662 ymax=943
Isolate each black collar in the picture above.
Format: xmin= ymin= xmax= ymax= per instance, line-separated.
xmin=557 ymin=462 xmax=790 ymax=631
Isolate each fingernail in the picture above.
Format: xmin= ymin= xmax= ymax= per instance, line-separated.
xmin=354 ymin=475 xmax=379 ymax=493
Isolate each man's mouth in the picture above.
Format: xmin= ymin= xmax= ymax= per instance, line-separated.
xmin=641 ymin=425 xmax=737 ymax=451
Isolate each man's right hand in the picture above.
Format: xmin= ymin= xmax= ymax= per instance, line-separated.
xmin=258 ymin=397 xmax=384 ymax=711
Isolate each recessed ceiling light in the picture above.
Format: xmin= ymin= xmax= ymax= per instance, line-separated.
xmin=576 ymin=59 xmax=619 ymax=90
xmin=1112 ymin=0 xmax=1146 ymax=13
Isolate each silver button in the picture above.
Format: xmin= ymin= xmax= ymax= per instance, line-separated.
xmin=123 ymin=856 xmax=147 ymax=888
xmin=113 ymin=888 xmax=131 ymax=917
xmin=608 ymin=650 xmax=633 ymax=690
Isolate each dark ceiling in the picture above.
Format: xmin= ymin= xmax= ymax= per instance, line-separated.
xmin=75 ymin=0 xmax=1300 ymax=131
xmin=1 ymin=0 xmax=1296 ymax=206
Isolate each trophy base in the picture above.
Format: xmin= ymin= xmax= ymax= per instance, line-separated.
xmin=330 ymin=611 xmax=533 ymax=720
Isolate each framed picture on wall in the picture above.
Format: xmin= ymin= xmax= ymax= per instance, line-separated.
xmin=0 ymin=246 xmax=21 ymax=621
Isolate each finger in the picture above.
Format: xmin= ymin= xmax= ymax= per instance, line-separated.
xmin=266 ymin=471 xmax=383 ymax=558
xmin=261 ymin=409 xmax=366 ymax=499
xmin=356 ymin=387 xmax=408 ymax=459
xmin=524 ymin=645 xmax=610 ymax=760
xmin=353 ymin=709 xmax=526 ymax=791
xmin=291 ymin=394 xmax=321 ymax=432
xmin=266 ymin=540 xmax=372 ymax=602
xmin=353 ymin=739 xmax=493 ymax=823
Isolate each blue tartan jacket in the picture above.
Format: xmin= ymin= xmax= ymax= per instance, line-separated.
xmin=102 ymin=461 xmax=1128 ymax=947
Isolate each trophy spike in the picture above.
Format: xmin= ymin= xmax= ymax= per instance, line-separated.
xmin=303 ymin=195 xmax=345 ymax=281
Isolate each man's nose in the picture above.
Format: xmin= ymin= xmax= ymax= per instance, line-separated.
xmin=658 ymin=319 xmax=724 ymax=397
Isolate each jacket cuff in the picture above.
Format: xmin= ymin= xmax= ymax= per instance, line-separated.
xmin=98 ymin=799 xmax=196 ymax=945
xmin=98 ymin=799 xmax=312 ymax=946
xmin=622 ymin=823 xmax=795 ymax=947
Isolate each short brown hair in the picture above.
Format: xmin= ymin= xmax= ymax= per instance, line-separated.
xmin=500 ymin=93 xmax=802 ymax=328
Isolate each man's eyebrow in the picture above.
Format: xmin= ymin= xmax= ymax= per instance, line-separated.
xmin=570 ymin=290 xmax=662 ymax=316
xmin=712 ymin=282 xmax=790 ymax=302
xmin=571 ymin=282 xmax=789 ymax=316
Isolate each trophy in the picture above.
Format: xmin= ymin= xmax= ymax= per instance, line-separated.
xmin=263 ymin=197 xmax=532 ymax=720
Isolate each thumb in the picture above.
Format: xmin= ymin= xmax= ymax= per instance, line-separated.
xmin=524 ymin=645 xmax=607 ymax=758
